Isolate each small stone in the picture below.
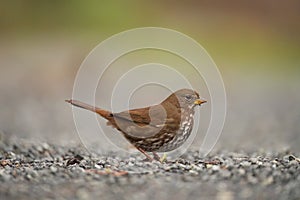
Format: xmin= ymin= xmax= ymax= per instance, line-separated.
xmin=128 ymin=157 xmax=136 ymax=163
xmin=177 ymin=163 xmax=188 ymax=170
xmin=27 ymin=168 xmax=38 ymax=178
xmin=283 ymin=155 xmax=295 ymax=163
xmin=163 ymin=165 xmax=171 ymax=171
xmin=36 ymin=145 xmax=44 ymax=153
xmin=206 ymin=164 xmax=213 ymax=169
xmin=7 ymin=152 xmax=16 ymax=160
xmin=127 ymin=162 xmax=134 ymax=167
xmin=288 ymin=160 xmax=299 ymax=166
xmin=50 ymin=166 xmax=58 ymax=173
xmin=79 ymin=159 xmax=88 ymax=168
xmin=25 ymin=174 xmax=32 ymax=180
xmin=0 ymin=160 xmax=10 ymax=167
xmin=250 ymin=157 xmax=258 ymax=164
xmin=97 ymin=159 xmax=106 ymax=166
xmin=42 ymin=142 xmax=50 ymax=150
xmin=257 ymin=161 xmax=263 ymax=166
xmin=94 ymin=164 xmax=102 ymax=169
xmin=288 ymin=155 xmax=296 ymax=161
xmin=0 ymin=170 xmax=11 ymax=181
xmin=189 ymin=170 xmax=199 ymax=175
xmin=238 ymin=168 xmax=246 ymax=175
xmin=263 ymin=162 xmax=272 ymax=168
xmin=191 ymin=164 xmax=202 ymax=171
xmin=212 ymin=165 xmax=220 ymax=171
xmin=70 ymin=165 xmax=85 ymax=173
xmin=240 ymin=161 xmax=251 ymax=167
xmin=135 ymin=162 xmax=143 ymax=167
xmin=262 ymin=176 xmax=274 ymax=186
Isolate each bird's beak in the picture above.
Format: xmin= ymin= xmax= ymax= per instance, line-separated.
xmin=194 ymin=99 xmax=207 ymax=105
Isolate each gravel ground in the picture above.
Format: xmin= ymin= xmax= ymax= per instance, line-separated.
xmin=0 ymin=139 xmax=299 ymax=200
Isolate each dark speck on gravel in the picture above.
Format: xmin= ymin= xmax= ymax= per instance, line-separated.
xmin=0 ymin=140 xmax=299 ymax=200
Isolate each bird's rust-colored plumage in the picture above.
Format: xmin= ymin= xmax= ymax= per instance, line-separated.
xmin=66 ymin=89 xmax=207 ymax=161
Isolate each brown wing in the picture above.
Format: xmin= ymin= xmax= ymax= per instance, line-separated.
xmin=113 ymin=103 xmax=180 ymax=127
xmin=110 ymin=103 xmax=180 ymax=138
xmin=114 ymin=107 xmax=151 ymax=126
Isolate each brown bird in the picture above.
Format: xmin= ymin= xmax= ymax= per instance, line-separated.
xmin=66 ymin=89 xmax=206 ymax=162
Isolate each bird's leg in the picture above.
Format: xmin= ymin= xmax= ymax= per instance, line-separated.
xmin=153 ymin=152 xmax=168 ymax=163
xmin=152 ymin=152 xmax=161 ymax=161
xmin=135 ymin=147 xmax=153 ymax=162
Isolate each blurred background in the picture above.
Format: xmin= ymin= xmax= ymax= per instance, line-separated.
xmin=0 ymin=0 xmax=299 ymax=152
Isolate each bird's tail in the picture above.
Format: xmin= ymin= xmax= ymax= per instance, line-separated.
xmin=65 ymin=99 xmax=112 ymax=119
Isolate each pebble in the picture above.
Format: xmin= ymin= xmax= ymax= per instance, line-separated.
xmin=240 ymin=161 xmax=251 ymax=167
xmin=188 ymin=170 xmax=198 ymax=175
xmin=238 ymin=168 xmax=246 ymax=175
xmin=0 ymin=169 xmax=11 ymax=181
xmin=212 ymin=165 xmax=220 ymax=171
xmin=0 ymin=141 xmax=299 ymax=200
xmin=288 ymin=160 xmax=299 ymax=166
xmin=262 ymin=176 xmax=274 ymax=186
xmin=94 ymin=163 xmax=102 ymax=169
xmin=50 ymin=166 xmax=58 ymax=173
xmin=249 ymin=157 xmax=258 ymax=164
xmin=7 ymin=151 xmax=17 ymax=160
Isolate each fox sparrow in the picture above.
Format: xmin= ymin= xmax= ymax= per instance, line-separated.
xmin=66 ymin=89 xmax=206 ymax=161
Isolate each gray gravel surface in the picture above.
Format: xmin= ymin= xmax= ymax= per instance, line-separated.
xmin=0 ymin=139 xmax=299 ymax=200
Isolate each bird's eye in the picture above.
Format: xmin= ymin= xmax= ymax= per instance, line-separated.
xmin=184 ymin=95 xmax=192 ymax=101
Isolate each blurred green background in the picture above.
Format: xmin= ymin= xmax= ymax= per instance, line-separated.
xmin=0 ymin=1 xmax=299 ymax=151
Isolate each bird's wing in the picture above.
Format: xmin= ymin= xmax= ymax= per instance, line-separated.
xmin=114 ymin=107 xmax=152 ymax=126
xmin=113 ymin=104 xmax=177 ymax=127
xmin=109 ymin=104 xmax=179 ymax=138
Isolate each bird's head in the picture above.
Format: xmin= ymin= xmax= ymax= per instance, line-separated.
xmin=163 ymin=89 xmax=207 ymax=110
